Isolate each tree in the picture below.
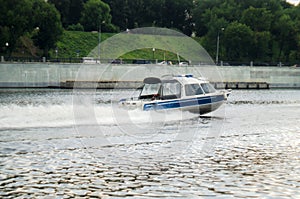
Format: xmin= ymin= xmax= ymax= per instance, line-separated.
xmin=223 ymin=22 xmax=254 ymax=61
xmin=32 ymin=0 xmax=63 ymax=56
xmin=48 ymin=0 xmax=71 ymax=27
xmin=103 ymin=0 xmax=194 ymax=34
xmin=279 ymin=5 xmax=300 ymax=63
xmin=0 ymin=0 xmax=33 ymax=55
xmin=80 ymin=0 xmax=114 ymax=32
xmin=162 ymin=0 xmax=194 ymax=34
xmin=102 ymin=0 xmax=130 ymax=30
xmin=241 ymin=7 xmax=272 ymax=32
xmin=252 ymin=31 xmax=272 ymax=61
xmin=0 ymin=0 xmax=63 ymax=57
xmin=292 ymin=5 xmax=300 ymax=62
xmin=201 ymin=15 xmax=229 ymax=61
xmin=193 ymin=0 xmax=237 ymax=37
xmin=272 ymin=13 xmax=297 ymax=62
xmin=48 ymin=0 xmax=85 ymax=28
xmin=69 ymin=0 xmax=86 ymax=25
xmin=240 ymin=7 xmax=273 ymax=61
xmin=143 ymin=0 xmax=165 ymax=27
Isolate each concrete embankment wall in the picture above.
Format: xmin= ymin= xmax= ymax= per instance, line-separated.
xmin=0 ymin=63 xmax=299 ymax=88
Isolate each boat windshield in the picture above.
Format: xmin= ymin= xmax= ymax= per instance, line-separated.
xmin=185 ymin=84 xmax=204 ymax=96
xmin=201 ymin=83 xmax=216 ymax=93
xmin=140 ymin=83 xmax=161 ymax=96
xmin=162 ymin=82 xmax=181 ymax=99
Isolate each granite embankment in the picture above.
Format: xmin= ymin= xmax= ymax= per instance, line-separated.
xmin=0 ymin=63 xmax=299 ymax=89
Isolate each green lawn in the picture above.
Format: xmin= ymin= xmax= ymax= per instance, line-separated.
xmin=50 ymin=30 xmax=205 ymax=62
xmin=49 ymin=31 xmax=115 ymax=58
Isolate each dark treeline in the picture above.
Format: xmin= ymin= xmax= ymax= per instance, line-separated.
xmin=1 ymin=0 xmax=300 ymax=63
xmin=0 ymin=0 xmax=63 ymax=56
xmin=192 ymin=0 xmax=300 ymax=63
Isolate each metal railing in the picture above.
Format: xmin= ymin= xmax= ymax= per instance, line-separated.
xmin=1 ymin=56 xmax=299 ymax=67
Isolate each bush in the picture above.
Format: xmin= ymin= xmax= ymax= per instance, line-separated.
xmin=67 ymin=23 xmax=84 ymax=31
xmin=102 ymin=23 xmax=120 ymax=33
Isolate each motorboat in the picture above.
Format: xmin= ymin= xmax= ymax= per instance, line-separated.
xmin=119 ymin=74 xmax=231 ymax=114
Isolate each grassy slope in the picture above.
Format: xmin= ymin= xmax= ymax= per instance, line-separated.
xmin=51 ymin=31 xmax=203 ymax=61
xmin=49 ymin=31 xmax=115 ymax=58
xmin=121 ymin=49 xmax=181 ymax=61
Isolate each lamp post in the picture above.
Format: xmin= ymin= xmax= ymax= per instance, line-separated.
xmin=152 ymin=48 xmax=155 ymax=60
xmin=98 ymin=21 xmax=105 ymax=64
xmin=216 ymin=27 xmax=224 ymax=65
xmin=98 ymin=24 xmax=101 ymax=64
xmin=5 ymin=42 xmax=9 ymax=56
xmin=55 ymin=48 xmax=58 ymax=60
xmin=2 ymin=42 xmax=9 ymax=62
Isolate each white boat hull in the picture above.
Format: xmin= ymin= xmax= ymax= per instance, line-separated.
xmin=120 ymin=93 xmax=228 ymax=115
xmin=119 ymin=75 xmax=231 ymax=115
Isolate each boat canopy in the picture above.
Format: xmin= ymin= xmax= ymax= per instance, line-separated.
xmin=143 ymin=77 xmax=162 ymax=84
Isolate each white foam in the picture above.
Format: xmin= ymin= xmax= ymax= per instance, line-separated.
xmin=0 ymin=104 xmax=198 ymax=130
xmin=0 ymin=104 xmax=75 ymax=129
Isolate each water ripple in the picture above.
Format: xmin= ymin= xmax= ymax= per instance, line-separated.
xmin=0 ymin=89 xmax=299 ymax=198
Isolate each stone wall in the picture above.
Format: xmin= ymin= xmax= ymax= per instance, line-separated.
xmin=0 ymin=63 xmax=299 ymax=88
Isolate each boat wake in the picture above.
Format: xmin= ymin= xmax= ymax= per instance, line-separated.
xmin=229 ymin=100 xmax=300 ymax=105
xmin=0 ymin=103 xmax=200 ymax=131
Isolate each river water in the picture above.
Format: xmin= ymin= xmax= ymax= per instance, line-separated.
xmin=0 ymin=89 xmax=299 ymax=198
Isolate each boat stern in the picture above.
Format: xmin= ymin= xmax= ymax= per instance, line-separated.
xmin=119 ymin=99 xmax=143 ymax=110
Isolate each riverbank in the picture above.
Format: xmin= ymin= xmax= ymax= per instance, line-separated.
xmin=0 ymin=63 xmax=299 ymax=89
xmin=58 ymin=80 xmax=269 ymax=90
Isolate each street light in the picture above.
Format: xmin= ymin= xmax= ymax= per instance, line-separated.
xmin=55 ymin=48 xmax=58 ymax=60
xmin=1 ymin=42 xmax=9 ymax=62
xmin=216 ymin=27 xmax=224 ymax=65
xmin=98 ymin=21 xmax=105 ymax=64
xmin=152 ymin=48 xmax=155 ymax=60
xmin=5 ymin=42 xmax=9 ymax=59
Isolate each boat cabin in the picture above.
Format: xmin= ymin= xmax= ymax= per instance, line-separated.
xmin=138 ymin=75 xmax=217 ymax=101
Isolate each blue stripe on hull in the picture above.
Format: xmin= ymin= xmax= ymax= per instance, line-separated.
xmin=143 ymin=94 xmax=225 ymax=111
